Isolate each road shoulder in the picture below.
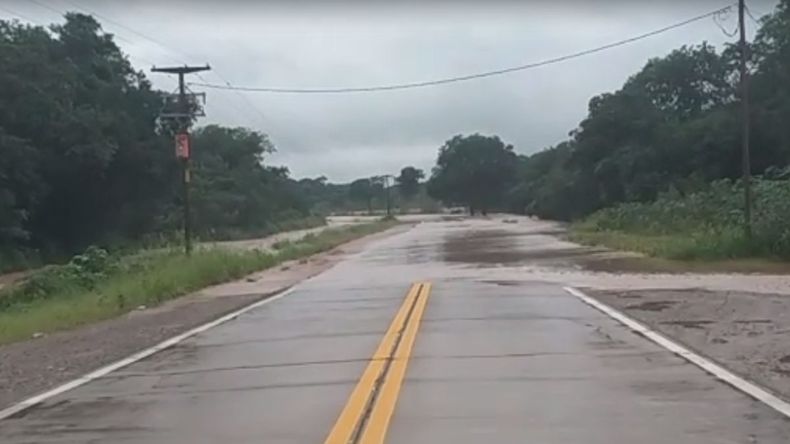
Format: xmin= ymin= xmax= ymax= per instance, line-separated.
xmin=0 ymin=225 xmax=410 ymax=411
xmin=586 ymin=287 xmax=790 ymax=403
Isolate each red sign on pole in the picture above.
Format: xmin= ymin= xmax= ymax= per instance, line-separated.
xmin=175 ymin=133 xmax=190 ymax=159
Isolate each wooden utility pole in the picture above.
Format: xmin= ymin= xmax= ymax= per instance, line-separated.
xmin=384 ymin=175 xmax=392 ymax=217
xmin=738 ymin=0 xmax=752 ymax=239
xmin=151 ymin=64 xmax=211 ymax=255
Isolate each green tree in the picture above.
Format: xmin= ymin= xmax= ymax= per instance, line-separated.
xmin=0 ymin=13 xmax=173 ymax=252
xmin=624 ymin=43 xmax=734 ymax=120
xmin=427 ymin=134 xmax=517 ymax=215
xmin=507 ymin=37 xmax=755 ymax=220
xmin=396 ymin=166 xmax=424 ymax=200
xmin=189 ymin=125 xmax=310 ymax=238
xmin=749 ymin=0 xmax=790 ymax=172
xmin=0 ymin=13 xmax=317 ymax=267
xmin=349 ymin=178 xmax=382 ymax=215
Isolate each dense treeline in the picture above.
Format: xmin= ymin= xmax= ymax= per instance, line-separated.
xmin=507 ymin=0 xmax=790 ymax=221
xmin=300 ymin=167 xmax=437 ymax=215
xmin=427 ymin=134 xmax=517 ymax=214
xmin=0 ymin=14 xmax=312 ymax=269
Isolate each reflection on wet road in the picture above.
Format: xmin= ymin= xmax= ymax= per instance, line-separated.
xmin=1 ymin=218 xmax=789 ymax=443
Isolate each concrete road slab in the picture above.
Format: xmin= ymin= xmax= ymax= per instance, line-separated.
xmin=386 ymin=279 xmax=790 ymax=443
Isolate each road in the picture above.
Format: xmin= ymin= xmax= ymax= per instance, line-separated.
xmin=1 ymin=218 xmax=789 ymax=443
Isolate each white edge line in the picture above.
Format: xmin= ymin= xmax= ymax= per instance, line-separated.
xmin=0 ymin=287 xmax=296 ymax=421
xmin=563 ymin=286 xmax=790 ymax=419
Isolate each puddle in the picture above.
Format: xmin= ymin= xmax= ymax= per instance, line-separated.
xmin=733 ymin=319 xmax=773 ymax=324
xmin=437 ymin=224 xmax=679 ymax=275
xmin=484 ymin=280 xmax=523 ymax=287
xmin=659 ymin=320 xmax=715 ymax=330
xmin=625 ymin=301 xmax=679 ymax=311
xmin=772 ymin=367 xmax=790 ymax=376
xmin=441 ymin=228 xmax=604 ymax=267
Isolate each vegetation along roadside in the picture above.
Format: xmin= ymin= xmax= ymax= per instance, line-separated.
xmin=570 ymin=178 xmax=790 ymax=261
xmin=0 ymin=220 xmax=399 ymax=345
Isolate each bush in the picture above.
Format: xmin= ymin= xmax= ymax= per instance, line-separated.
xmin=0 ymin=220 xmax=398 ymax=344
xmin=575 ymin=178 xmax=790 ymax=259
xmin=0 ymin=246 xmax=118 ymax=309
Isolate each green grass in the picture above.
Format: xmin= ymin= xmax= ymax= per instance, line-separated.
xmin=569 ymin=228 xmax=755 ymax=260
xmin=0 ymin=220 xmax=399 ymax=345
xmin=569 ymin=228 xmax=790 ymax=273
xmin=572 ymin=178 xmax=790 ymax=261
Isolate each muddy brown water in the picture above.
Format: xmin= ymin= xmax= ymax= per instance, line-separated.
xmin=441 ymin=228 xmax=608 ymax=268
xmin=433 ymin=218 xmax=790 ymax=404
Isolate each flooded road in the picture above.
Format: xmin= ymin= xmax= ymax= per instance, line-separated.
xmin=1 ymin=218 xmax=788 ymax=443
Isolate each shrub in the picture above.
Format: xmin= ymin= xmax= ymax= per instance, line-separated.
xmin=576 ymin=178 xmax=790 ymax=259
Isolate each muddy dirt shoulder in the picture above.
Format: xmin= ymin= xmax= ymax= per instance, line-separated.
xmin=587 ymin=288 xmax=790 ymax=401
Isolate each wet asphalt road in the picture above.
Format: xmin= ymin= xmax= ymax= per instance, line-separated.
xmin=1 ymin=219 xmax=789 ymax=443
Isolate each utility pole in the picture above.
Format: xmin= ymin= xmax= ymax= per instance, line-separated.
xmin=738 ymin=0 xmax=752 ymax=239
xmin=385 ymin=175 xmax=392 ymax=217
xmin=151 ymin=64 xmax=211 ymax=255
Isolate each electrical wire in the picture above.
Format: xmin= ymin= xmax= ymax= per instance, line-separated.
xmin=49 ymin=0 xmax=270 ymax=129
xmin=26 ymin=0 xmax=65 ymax=19
xmin=0 ymin=1 xmax=164 ymax=70
xmin=744 ymin=5 xmax=764 ymax=25
xmin=0 ymin=5 xmax=41 ymax=24
xmin=60 ymin=0 xmax=200 ymax=65
xmin=62 ymin=0 xmax=271 ymax=128
xmin=187 ymin=4 xmax=736 ymax=94
xmin=25 ymin=0 xmax=169 ymax=67
xmin=713 ymin=7 xmax=738 ymax=37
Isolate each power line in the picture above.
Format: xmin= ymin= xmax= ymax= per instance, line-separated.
xmin=213 ymin=72 xmax=270 ymax=120
xmin=744 ymin=5 xmax=763 ymax=25
xmin=188 ymin=4 xmax=736 ymax=94
xmin=0 ymin=1 xmax=167 ymax=71
xmin=60 ymin=0 xmax=270 ymax=128
xmin=0 ymin=5 xmax=41 ymax=24
xmin=60 ymin=0 xmax=199 ymax=65
xmin=27 ymin=0 xmax=66 ymax=19
xmin=714 ymin=7 xmax=739 ymax=37
xmin=25 ymin=0 xmax=167 ymax=67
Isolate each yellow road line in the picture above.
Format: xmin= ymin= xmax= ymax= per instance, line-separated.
xmin=358 ymin=282 xmax=432 ymax=444
xmin=323 ymin=283 xmax=423 ymax=444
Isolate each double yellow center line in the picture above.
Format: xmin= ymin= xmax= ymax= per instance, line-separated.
xmin=324 ymin=282 xmax=432 ymax=444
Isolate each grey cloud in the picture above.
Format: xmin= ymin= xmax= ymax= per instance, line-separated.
xmin=6 ymin=0 xmax=780 ymax=181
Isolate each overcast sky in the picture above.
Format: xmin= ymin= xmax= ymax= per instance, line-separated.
xmin=3 ymin=0 xmax=780 ymax=182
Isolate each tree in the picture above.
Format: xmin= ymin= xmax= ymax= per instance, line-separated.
xmin=0 ymin=13 xmax=317 ymax=267
xmin=749 ymin=0 xmax=790 ymax=172
xmin=189 ymin=125 xmax=311 ymax=238
xmin=427 ymin=134 xmax=518 ymax=215
xmin=0 ymin=13 xmax=173 ymax=252
xmin=624 ymin=43 xmax=734 ymax=120
xmin=505 ymin=36 xmax=758 ymax=220
xmin=349 ymin=178 xmax=382 ymax=215
xmin=396 ymin=166 xmax=424 ymax=200
xmin=0 ymin=130 xmax=40 ymax=246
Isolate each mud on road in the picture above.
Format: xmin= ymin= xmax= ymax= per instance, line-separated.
xmin=436 ymin=216 xmax=790 ymax=402
xmin=590 ymin=288 xmax=790 ymax=401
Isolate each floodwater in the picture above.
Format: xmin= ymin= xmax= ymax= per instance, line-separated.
xmin=426 ymin=216 xmax=790 ymax=295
